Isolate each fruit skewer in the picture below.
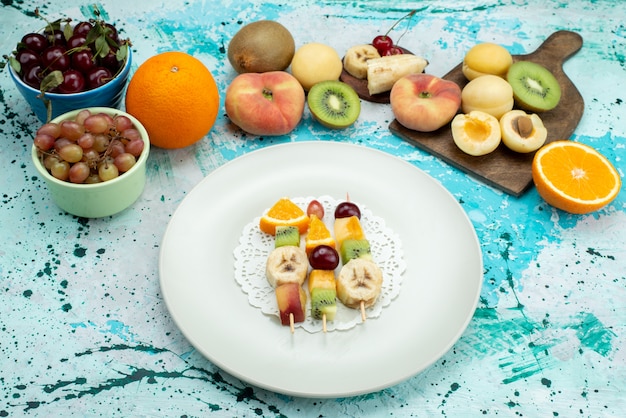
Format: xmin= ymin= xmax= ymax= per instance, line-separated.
xmin=266 ymin=225 xmax=308 ymax=333
xmin=306 ymin=212 xmax=340 ymax=332
xmin=333 ymin=199 xmax=384 ymax=322
xmin=305 ymin=202 xmax=340 ymax=332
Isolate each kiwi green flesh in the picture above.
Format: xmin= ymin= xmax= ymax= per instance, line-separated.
xmin=275 ymin=226 xmax=300 ymax=248
xmin=340 ymin=239 xmax=372 ymax=264
xmin=310 ymin=288 xmax=337 ymax=320
xmin=307 ymin=81 xmax=361 ymax=129
xmin=507 ymin=61 xmax=561 ymax=112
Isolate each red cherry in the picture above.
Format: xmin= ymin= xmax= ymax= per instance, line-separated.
xmin=98 ymin=49 xmax=122 ymax=73
xmin=41 ymin=45 xmax=70 ymax=72
xmin=21 ymin=33 xmax=48 ymax=53
xmin=86 ymin=67 xmax=112 ymax=89
xmin=71 ymin=49 xmax=96 ymax=74
xmin=58 ymin=69 xmax=86 ymax=94
xmin=73 ymin=21 xmax=93 ymax=38
xmin=67 ymin=34 xmax=87 ymax=50
xmin=22 ymin=64 xmax=45 ymax=89
xmin=15 ymin=49 xmax=41 ymax=71
xmin=372 ymin=35 xmax=393 ymax=55
xmin=371 ymin=10 xmax=417 ymax=55
xmin=45 ymin=29 xmax=66 ymax=46
xmin=383 ymin=46 xmax=404 ymax=56
xmin=103 ymin=23 xmax=119 ymax=43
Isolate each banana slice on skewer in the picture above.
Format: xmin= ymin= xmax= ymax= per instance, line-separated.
xmin=266 ymin=245 xmax=308 ymax=288
xmin=336 ymin=257 xmax=384 ymax=318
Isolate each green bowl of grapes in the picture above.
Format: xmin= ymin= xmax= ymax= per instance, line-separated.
xmin=31 ymin=107 xmax=150 ymax=218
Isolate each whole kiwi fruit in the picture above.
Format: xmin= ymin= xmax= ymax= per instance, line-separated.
xmin=227 ymin=20 xmax=295 ymax=73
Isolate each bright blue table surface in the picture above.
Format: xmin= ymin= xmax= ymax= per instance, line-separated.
xmin=1 ymin=0 xmax=625 ymax=416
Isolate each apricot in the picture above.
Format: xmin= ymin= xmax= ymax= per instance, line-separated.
xmin=461 ymin=75 xmax=514 ymax=119
xmin=500 ymin=109 xmax=547 ymax=153
xmin=291 ymin=43 xmax=343 ymax=91
xmin=451 ymin=111 xmax=501 ymax=156
xmin=462 ymin=43 xmax=512 ymax=80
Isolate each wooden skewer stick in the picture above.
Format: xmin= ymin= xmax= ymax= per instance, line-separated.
xmin=289 ymin=313 xmax=295 ymax=333
xmin=322 ymin=314 xmax=327 ymax=333
xmin=360 ymin=300 xmax=367 ymax=322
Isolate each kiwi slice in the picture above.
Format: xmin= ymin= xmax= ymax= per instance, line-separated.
xmin=275 ymin=226 xmax=300 ymax=248
xmin=507 ymin=61 xmax=561 ymax=112
xmin=340 ymin=239 xmax=372 ymax=264
xmin=310 ymin=288 xmax=337 ymax=321
xmin=307 ymin=80 xmax=361 ymax=129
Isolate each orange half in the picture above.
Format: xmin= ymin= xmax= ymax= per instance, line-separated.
xmin=259 ymin=197 xmax=309 ymax=235
xmin=532 ymin=140 xmax=621 ymax=214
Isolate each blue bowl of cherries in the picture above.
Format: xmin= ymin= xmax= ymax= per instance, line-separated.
xmin=8 ymin=10 xmax=131 ymax=123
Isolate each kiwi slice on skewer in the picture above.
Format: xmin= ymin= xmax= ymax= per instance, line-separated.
xmin=310 ymin=288 xmax=337 ymax=321
xmin=307 ymin=80 xmax=361 ymax=129
xmin=507 ymin=61 xmax=561 ymax=112
xmin=340 ymin=238 xmax=372 ymax=264
xmin=275 ymin=225 xmax=300 ymax=248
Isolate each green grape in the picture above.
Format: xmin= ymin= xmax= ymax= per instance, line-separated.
xmin=58 ymin=144 xmax=84 ymax=163
xmin=50 ymin=160 xmax=70 ymax=181
xmin=98 ymin=159 xmax=119 ymax=181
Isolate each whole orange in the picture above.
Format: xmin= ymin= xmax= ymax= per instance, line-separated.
xmin=125 ymin=51 xmax=219 ymax=149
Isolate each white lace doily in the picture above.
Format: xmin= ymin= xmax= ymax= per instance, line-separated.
xmin=233 ymin=195 xmax=406 ymax=333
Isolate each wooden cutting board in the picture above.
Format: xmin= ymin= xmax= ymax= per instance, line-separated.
xmin=389 ymin=30 xmax=584 ymax=196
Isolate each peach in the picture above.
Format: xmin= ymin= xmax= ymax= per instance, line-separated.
xmin=275 ymin=282 xmax=307 ymax=328
xmin=390 ymin=73 xmax=462 ymax=132
xmin=225 ymin=71 xmax=305 ymax=136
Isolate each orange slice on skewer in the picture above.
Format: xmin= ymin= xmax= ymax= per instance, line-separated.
xmin=532 ymin=141 xmax=621 ymax=214
xmin=305 ymin=214 xmax=335 ymax=254
xmin=259 ymin=197 xmax=310 ymax=235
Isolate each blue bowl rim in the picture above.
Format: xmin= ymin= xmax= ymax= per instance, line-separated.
xmin=9 ymin=47 xmax=132 ymax=98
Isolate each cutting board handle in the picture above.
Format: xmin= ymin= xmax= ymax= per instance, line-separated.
xmin=521 ymin=30 xmax=583 ymax=65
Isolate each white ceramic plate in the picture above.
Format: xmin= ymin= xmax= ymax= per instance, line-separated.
xmin=159 ymin=141 xmax=483 ymax=398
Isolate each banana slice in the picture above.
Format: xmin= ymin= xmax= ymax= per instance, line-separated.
xmin=343 ymin=44 xmax=381 ymax=79
xmin=367 ymin=54 xmax=429 ymax=95
xmin=336 ymin=258 xmax=383 ymax=309
xmin=266 ymin=246 xmax=308 ymax=288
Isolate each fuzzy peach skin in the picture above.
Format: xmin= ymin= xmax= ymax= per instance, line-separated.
xmin=225 ymin=71 xmax=305 ymax=136
xmin=390 ymin=73 xmax=462 ymax=132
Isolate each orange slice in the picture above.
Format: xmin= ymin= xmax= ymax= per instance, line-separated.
xmin=259 ymin=198 xmax=310 ymax=235
xmin=532 ymin=140 xmax=621 ymax=214
xmin=305 ymin=215 xmax=335 ymax=254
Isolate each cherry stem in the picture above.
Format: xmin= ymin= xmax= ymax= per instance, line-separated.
xmin=384 ymin=9 xmax=417 ymax=37
xmin=394 ymin=10 xmax=418 ymax=46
